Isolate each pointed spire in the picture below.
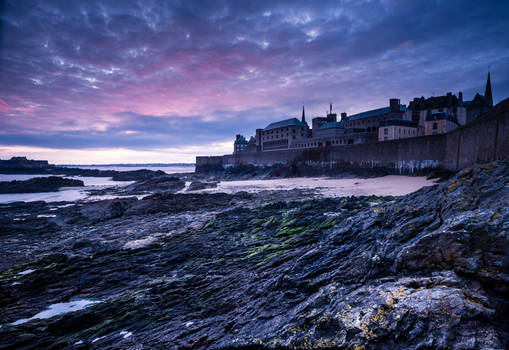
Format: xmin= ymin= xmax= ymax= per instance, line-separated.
xmin=301 ymin=105 xmax=306 ymax=123
xmin=484 ymin=71 xmax=493 ymax=107
xmin=329 ymin=103 xmax=333 ymax=115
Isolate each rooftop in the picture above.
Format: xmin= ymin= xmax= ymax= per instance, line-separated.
xmin=316 ymin=121 xmax=344 ymax=130
xmin=408 ymin=93 xmax=460 ymax=110
xmin=264 ymin=118 xmax=308 ymax=131
xmin=426 ymin=112 xmax=459 ymax=124
xmin=346 ymin=105 xmax=406 ymax=121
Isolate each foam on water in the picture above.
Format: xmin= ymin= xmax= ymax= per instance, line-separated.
xmin=10 ymin=299 xmax=100 ymax=326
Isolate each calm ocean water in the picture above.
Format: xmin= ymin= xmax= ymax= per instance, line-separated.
xmin=64 ymin=165 xmax=195 ymax=173
xmin=0 ymin=164 xmax=195 ymax=203
xmin=1 ymin=164 xmax=436 ymax=203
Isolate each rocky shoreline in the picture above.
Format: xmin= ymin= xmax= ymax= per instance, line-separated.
xmin=0 ymin=166 xmax=169 ymax=181
xmin=0 ymin=161 xmax=507 ymax=349
xmin=0 ymin=176 xmax=84 ymax=194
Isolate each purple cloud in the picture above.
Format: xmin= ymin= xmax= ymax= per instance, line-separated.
xmin=0 ymin=0 xmax=508 ymax=160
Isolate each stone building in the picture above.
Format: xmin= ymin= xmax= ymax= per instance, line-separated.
xmin=378 ymin=119 xmax=421 ymax=141
xmin=233 ymin=134 xmax=249 ymax=153
xmin=425 ymin=112 xmax=460 ymax=136
xmin=259 ymin=118 xmax=310 ymax=151
xmin=404 ymin=73 xmax=493 ymax=128
xmin=404 ymin=92 xmax=467 ymax=127
xmin=311 ymin=103 xmax=338 ymax=133
xmin=463 ymin=72 xmax=493 ymax=122
xmin=232 ymin=72 xmax=495 ymax=153
xmin=343 ymin=99 xmax=406 ymax=134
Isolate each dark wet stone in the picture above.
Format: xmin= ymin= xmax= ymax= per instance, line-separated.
xmin=0 ymin=161 xmax=507 ymax=349
xmin=187 ymin=181 xmax=218 ymax=191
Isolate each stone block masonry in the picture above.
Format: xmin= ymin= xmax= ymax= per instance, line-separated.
xmin=196 ymin=99 xmax=509 ymax=173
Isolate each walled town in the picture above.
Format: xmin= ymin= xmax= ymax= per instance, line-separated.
xmin=233 ymin=73 xmax=493 ymax=154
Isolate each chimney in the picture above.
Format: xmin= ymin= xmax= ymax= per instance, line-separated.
xmin=458 ymin=91 xmax=463 ymax=103
xmin=389 ymin=98 xmax=400 ymax=112
xmin=340 ymin=112 xmax=347 ymax=121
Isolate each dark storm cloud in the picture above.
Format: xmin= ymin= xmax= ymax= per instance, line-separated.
xmin=1 ymin=0 xmax=508 ymax=152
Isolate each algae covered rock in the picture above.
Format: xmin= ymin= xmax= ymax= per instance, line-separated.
xmin=0 ymin=162 xmax=507 ymax=349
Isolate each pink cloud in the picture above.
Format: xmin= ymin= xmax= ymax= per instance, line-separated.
xmin=0 ymin=98 xmax=11 ymax=112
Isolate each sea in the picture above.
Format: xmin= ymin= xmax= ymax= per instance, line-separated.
xmin=0 ymin=164 xmax=437 ymax=203
xmin=0 ymin=164 xmax=195 ymax=204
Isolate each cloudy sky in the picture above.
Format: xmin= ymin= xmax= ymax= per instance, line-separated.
xmin=1 ymin=0 xmax=508 ymax=164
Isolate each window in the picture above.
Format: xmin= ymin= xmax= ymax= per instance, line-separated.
xmin=384 ymin=128 xmax=388 ymax=135
xmin=432 ymin=122 xmax=438 ymax=130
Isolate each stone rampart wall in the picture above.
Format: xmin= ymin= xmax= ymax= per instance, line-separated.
xmin=196 ymin=106 xmax=508 ymax=172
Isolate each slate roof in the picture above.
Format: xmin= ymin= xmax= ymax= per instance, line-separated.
xmin=463 ymin=93 xmax=488 ymax=110
xmin=346 ymin=105 xmax=406 ymax=121
xmin=408 ymin=95 xmax=460 ymax=110
xmin=234 ymin=135 xmax=248 ymax=144
xmin=316 ymin=121 xmax=344 ymax=130
xmin=264 ymin=118 xmax=307 ymax=131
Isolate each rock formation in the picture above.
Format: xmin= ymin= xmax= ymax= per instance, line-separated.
xmin=0 ymin=162 xmax=507 ymax=349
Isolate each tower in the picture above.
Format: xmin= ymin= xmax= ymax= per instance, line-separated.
xmin=484 ymin=71 xmax=493 ymax=107
xmin=301 ymin=105 xmax=306 ymax=123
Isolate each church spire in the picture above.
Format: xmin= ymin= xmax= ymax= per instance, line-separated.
xmin=301 ymin=105 xmax=306 ymax=123
xmin=484 ymin=71 xmax=493 ymax=107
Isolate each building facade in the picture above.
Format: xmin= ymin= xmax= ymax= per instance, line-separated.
xmin=232 ymin=73 xmax=494 ymax=153
xmin=343 ymin=99 xmax=406 ymax=134
xmin=425 ymin=113 xmax=459 ymax=136
xmin=404 ymin=92 xmax=467 ymax=127
xmin=378 ymin=119 xmax=421 ymax=141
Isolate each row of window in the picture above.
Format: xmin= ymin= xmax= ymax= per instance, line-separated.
xmin=262 ymin=133 xmax=306 ymax=141
xmin=346 ymin=116 xmax=388 ymax=127
xmin=290 ymin=138 xmax=354 ymax=148
xmin=264 ymin=127 xmax=304 ymax=135
xmin=382 ymin=127 xmax=418 ymax=136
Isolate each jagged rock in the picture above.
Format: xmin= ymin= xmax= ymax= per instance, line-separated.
xmin=0 ymin=176 xmax=84 ymax=193
xmin=124 ymin=175 xmax=185 ymax=194
xmin=187 ymin=181 xmax=218 ymax=191
xmin=0 ymin=162 xmax=507 ymax=349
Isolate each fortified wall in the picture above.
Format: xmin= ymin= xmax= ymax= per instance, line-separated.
xmin=196 ymin=101 xmax=509 ymax=173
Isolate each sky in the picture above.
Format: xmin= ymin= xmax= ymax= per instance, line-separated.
xmin=1 ymin=0 xmax=508 ymax=164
